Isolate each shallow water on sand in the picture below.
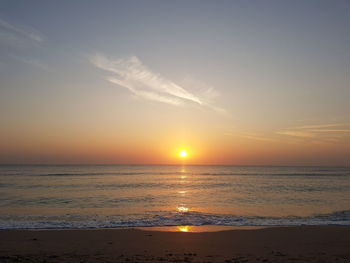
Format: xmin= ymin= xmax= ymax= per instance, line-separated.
xmin=0 ymin=165 xmax=349 ymax=229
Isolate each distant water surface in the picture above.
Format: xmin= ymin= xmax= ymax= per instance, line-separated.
xmin=0 ymin=165 xmax=349 ymax=229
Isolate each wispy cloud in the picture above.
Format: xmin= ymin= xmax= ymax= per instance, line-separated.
xmin=276 ymin=123 xmax=350 ymax=142
xmin=0 ymin=18 xmax=44 ymax=48
xmin=277 ymin=130 xmax=315 ymax=138
xmin=224 ymin=123 xmax=350 ymax=145
xmin=0 ymin=18 xmax=47 ymax=71
xmin=89 ymin=54 xmax=224 ymax=111
xmin=294 ymin=124 xmax=347 ymax=130
xmin=225 ymin=131 xmax=275 ymax=142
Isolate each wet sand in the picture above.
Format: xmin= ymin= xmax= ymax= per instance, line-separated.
xmin=0 ymin=226 xmax=349 ymax=262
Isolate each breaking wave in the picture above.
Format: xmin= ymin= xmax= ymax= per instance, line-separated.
xmin=1 ymin=210 xmax=349 ymax=230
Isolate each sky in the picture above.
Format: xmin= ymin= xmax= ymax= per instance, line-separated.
xmin=0 ymin=0 xmax=350 ymax=165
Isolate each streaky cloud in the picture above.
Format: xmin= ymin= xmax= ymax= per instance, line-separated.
xmin=108 ymin=77 xmax=182 ymax=106
xmin=225 ymin=131 xmax=276 ymax=142
xmin=276 ymin=123 xmax=350 ymax=142
xmin=0 ymin=18 xmax=44 ymax=47
xmin=293 ymin=124 xmax=349 ymax=130
xmin=276 ymin=130 xmax=315 ymax=138
xmin=89 ymin=54 xmax=224 ymax=112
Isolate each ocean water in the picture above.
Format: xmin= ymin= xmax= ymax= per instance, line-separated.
xmin=0 ymin=165 xmax=349 ymax=229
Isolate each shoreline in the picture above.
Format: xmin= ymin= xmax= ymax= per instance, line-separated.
xmin=0 ymin=223 xmax=347 ymax=232
xmin=0 ymin=225 xmax=268 ymax=232
xmin=1 ymin=226 xmax=349 ymax=262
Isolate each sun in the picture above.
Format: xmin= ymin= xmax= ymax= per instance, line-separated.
xmin=179 ymin=150 xmax=188 ymax=158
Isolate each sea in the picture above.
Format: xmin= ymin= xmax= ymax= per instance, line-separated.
xmin=0 ymin=165 xmax=349 ymax=230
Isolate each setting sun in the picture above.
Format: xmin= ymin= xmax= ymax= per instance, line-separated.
xmin=177 ymin=226 xmax=190 ymax=232
xmin=179 ymin=150 xmax=188 ymax=158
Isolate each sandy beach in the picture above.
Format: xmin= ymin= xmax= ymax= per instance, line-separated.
xmin=0 ymin=226 xmax=349 ymax=262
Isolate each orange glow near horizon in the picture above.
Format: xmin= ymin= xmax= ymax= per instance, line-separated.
xmin=1 ymin=127 xmax=349 ymax=166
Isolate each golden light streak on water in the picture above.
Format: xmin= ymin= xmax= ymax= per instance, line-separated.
xmin=177 ymin=206 xmax=189 ymax=213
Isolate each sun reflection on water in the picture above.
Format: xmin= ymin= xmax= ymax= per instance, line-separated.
xmin=180 ymin=166 xmax=186 ymax=173
xmin=177 ymin=206 xmax=189 ymax=213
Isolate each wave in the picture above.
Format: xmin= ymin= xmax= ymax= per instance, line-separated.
xmin=1 ymin=210 xmax=349 ymax=230
xmin=33 ymin=171 xmax=194 ymax=177
xmin=3 ymin=171 xmax=347 ymax=177
xmin=199 ymin=172 xmax=350 ymax=177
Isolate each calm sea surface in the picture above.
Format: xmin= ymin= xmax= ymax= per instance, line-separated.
xmin=0 ymin=165 xmax=349 ymax=229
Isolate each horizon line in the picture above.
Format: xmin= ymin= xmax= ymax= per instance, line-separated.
xmin=0 ymin=163 xmax=349 ymax=168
